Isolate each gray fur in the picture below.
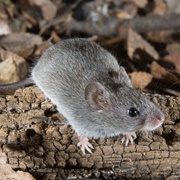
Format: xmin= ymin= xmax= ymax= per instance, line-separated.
xmin=32 ymin=38 xmax=165 ymax=139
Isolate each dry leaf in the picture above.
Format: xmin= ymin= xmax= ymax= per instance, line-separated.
xmin=165 ymin=43 xmax=180 ymax=72
xmin=127 ymin=28 xmax=159 ymax=60
xmin=129 ymin=0 xmax=148 ymax=8
xmin=146 ymin=30 xmax=175 ymax=43
xmin=0 ymin=20 xmax=11 ymax=35
xmin=0 ymin=152 xmax=35 ymax=180
xmin=165 ymin=0 xmax=180 ymax=14
xmin=33 ymin=41 xmax=52 ymax=57
xmin=130 ymin=71 xmax=153 ymax=89
xmin=51 ymin=31 xmax=62 ymax=43
xmin=0 ymin=32 xmax=42 ymax=58
xmin=0 ymin=56 xmax=19 ymax=83
xmin=116 ymin=10 xmax=134 ymax=19
xmin=0 ymin=49 xmax=28 ymax=84
xmin=22 ymin=11 xmax=38 ymax=25
xmin=33 ymin=0 xmax=57 ymax=21
xmin=116 ymin=3 xmax=137 ymax=19
xmin=164 ymin=88 xmax=180 ymax=96
xmin=153 ymin=0 xmax=167 ymax=15
xmin=0 ymin=3 xmax=8 ymax=20
xmin=151 ymin=61 xmax=180 ymax=86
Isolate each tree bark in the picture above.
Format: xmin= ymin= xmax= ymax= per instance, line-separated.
xmin=0 ymin=87 xmax=179 ymax=180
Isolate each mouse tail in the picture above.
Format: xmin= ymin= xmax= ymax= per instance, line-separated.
xmin=0 ymin=78 xmax=34 ymax=95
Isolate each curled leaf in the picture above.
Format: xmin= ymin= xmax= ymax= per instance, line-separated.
xmin=130 ymin=71 xmax=153 ymax=89
xmin=0 ymin=152 xmax=35 ymax=180
xmin=127 ymin=28 xmax=159 ymax=60
xmin=151 ymin=61 xmax=180 ymax=86
xmin=0 ymin=49 xmax=28 ymax=84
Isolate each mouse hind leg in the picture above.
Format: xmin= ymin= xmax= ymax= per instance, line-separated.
xmin=77 ymin=136 xmax=94 ymax=154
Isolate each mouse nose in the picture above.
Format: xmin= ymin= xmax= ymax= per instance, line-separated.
xmin=156 ymin=114 xmax=165 ymax=123
xmin=157 ymin=117 xmax=165 ymax=123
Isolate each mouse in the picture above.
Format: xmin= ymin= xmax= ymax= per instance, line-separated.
xmin=0 ymin=38 xmax=165 ymax=154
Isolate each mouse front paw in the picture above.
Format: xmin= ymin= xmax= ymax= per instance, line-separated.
xmin=121 ymin=132 xmax=137 ymax=146
xmin=77 ymin=136 xmax=94 ymax=154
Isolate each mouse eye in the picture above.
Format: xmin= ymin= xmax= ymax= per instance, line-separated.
xmin=128 ymin=107 xmax=139 ymax=117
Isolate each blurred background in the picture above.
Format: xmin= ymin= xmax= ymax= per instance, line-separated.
xmin=0 ymin=0 xmax=179 ymax=96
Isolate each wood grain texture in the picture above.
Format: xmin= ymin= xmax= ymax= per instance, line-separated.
xmin=0 ymin=86 xmax=179 ymax=179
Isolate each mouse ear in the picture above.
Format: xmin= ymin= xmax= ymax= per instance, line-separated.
xmin=109 ymin=67 xmax=133 ymax=88
xmin=85 ymin=82 xmax=112 ymax=112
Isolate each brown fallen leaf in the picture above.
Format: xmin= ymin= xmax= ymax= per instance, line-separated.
xmin=164 ymin=88 xmax=180 ymax=96
xmin=0 ymin=49 xmax=28 ymax=84
xmin=116 ymin=2 xmax=137 ymax=19
xmin=51 ymin=31 xmax=62 ymax=43
xmin=33 ymin=40 xmax=52 ymax=57
xmin=165 ymin=0 xmax=180 ymax=14
xmin=151 ymin=61 xmax=180 ymax=86
xmin=128 ymin=0 xmax=148 ymax=8
xmin=0 ymin=3 xmax=8 ymax=20
xmin=165 ymin=43 xmax=180 ymax=72
xmin=33 ymin=0 xmax=57 ymax=21
xmin=127 ymin=28 xmax=159 ymax=60
xmin=0 ymin=32 xmax=43 ymax=58
xmin=0 ymin=20 xmax=11 ymax=35
xmin=146 ymin=30 xmax=175 ymax=43
xmin=22 ymin=10 xmax=38 ymax=25
xmin=152 ymin=0 xmax=167 ymax=15
xmin=129 ymin=71 xmax=153 ymax=89
xmin=0 ymin=152 xmax=35 ymax=180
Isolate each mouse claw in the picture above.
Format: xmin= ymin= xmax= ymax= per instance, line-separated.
xmin=77 ymin=136 xmax=94 ymax=154
xmin=121 ymin=132 xmax=137 ymax=146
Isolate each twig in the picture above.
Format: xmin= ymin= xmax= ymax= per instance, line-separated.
xmin=69 ymin=13 xmax=180 ymax=38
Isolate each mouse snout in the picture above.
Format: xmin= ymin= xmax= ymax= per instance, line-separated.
xmin=156 ymin=115 xmax=165 ymax=123
xmin=153 ymin=115 xmax=165 ymax=126
xmin=142 ymin=111 xmax=165 ymax=131
xmin=157 ymin=110 xmax=165 ymax=123
xmin=149 ymin=113 xmax=165 ymax=130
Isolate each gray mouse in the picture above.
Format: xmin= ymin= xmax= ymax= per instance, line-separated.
xmin=32 ymin=38 xmax=164 ymax=154
xmin=0 ymin=38 xmax=165 ymax=154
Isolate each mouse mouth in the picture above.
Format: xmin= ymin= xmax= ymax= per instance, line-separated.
xmin=142 ymin=116 xmax=165 ymax=131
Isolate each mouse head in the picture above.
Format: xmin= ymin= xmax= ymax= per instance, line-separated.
xmin=85 ymin=67 xmax=165 ymax=133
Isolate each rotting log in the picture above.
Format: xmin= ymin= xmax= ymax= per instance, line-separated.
xmin=0 ymin=86 xmax=180 ymax=180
